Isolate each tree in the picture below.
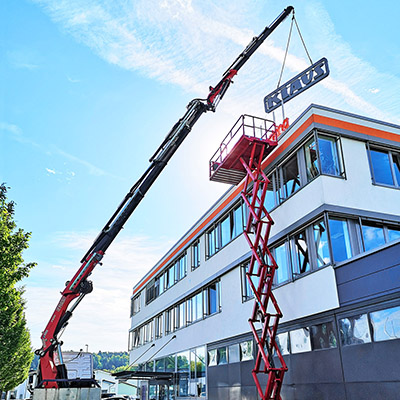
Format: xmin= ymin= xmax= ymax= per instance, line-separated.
xmin=0 ymin=184 xmax=36 ymax=394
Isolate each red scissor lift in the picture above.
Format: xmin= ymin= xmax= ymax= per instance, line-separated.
xmin=210 ymin=115 xmax=287 ymax=400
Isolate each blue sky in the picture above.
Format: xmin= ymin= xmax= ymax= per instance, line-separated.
xmin=1 ymin=0 xmax=400 ymax=352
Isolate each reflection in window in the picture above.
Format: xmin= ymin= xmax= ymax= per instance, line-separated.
xmin=217 ymin=347 xmax=228 ymax=365
xmin=329 ymin=218 xmax=352 ymax=262
xmin=242 ymin=262 xmax=259 ymax=301
xmin=220 ymin=214 xmax=231 ymax=248
xmin=191 ymin=292 xmax=203 ymax=322
xmin=393 ymin=153 xmax=400 ymax=184
xmin=388 ymin=226 xmax=400 ymax=242
xmin=206 ymin=282 xmax=219 ymax=315
xmin=274 ymin=243 xmax=290 ymax=284
xmin=165 ymin=355 xmax=175 ymax=372
xmin=290 ymin=328 xmax=311 ymax=354
xmin=339 ymin=314 xmax=371 ymax=346
xmin=228 ymin=344 xmax=240 ymax=363
xmin=318 ymin=136 xmax=341 ymax=176
xmin=370 ymin=306 xmax=400 ymax=342
xmin=313 ymin=220 xmax=330 ymax=268
xmin=370 ymin=149 xmax=394 ymax=186
xmin=280 ymin=154 xmax=300 ymax=200
xmin=240 ymin=340 xmax=253 ymax=361
xmin=304 ymin=138 xmax=319 ymax=181
xmin=362 ymin=221 xmax=385 ymax=252
xmin=292 ymin=230 xmax=310 ymax=275
xmin=207 ymin=349 xmax=217 ymax=366
xmin=310 ymin=322 xmax=337 ymax=350
xmin=264 ymin=174 xmax=276 ymax=211
xmin=190 ymin=347 xmax=206 ymax=397
xmin=155 ymin=358 xmax=165 ymax=372
xmin=275 ymin=332 xmax=290 ymax=356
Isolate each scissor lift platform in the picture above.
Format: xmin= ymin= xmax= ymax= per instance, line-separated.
xmin=209 ymin=114 xmax=277 ymax=185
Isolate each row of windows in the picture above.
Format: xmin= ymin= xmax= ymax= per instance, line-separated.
xmin=242 ymin=213 xmax=400 ymax=297
xmin=208 ymin=340 xmax=253 ymax=366
xmin=144 ymin=240 xmax=202 ymax=307
xmin=207 ymin=202 xmax=247 ymax=257
xmin=129 ymin=281 xmax=221 ymax=349
xmin=136 ymin=346 xmax=206 ymax=398
xmin=276 ymin=304 xmax=400 ymax=356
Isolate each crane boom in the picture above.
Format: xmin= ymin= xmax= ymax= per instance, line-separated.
xmin=36 ymin=6 xmax=294 ymax=388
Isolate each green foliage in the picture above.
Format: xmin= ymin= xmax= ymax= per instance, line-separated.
xmin=0 ymin=184 xmax=36 ymax=392
xmin=92 ymin=351 xmax=129 ymax=372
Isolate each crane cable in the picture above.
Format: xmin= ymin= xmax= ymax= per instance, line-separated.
xmin=277 ymin=11 xmax=313 ymax=89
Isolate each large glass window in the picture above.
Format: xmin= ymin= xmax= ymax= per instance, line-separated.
xmin=217 ymin=347 xmax=228 ymax=365
xmin=155 ymin=314 xmax=163 ymax=339
xmin=191 ymin=292 xmax=203 ymax=322
xmin=241 ymin=261 xmax=260 ymax=301
xmin=328 ymin=217 xmax=352 ymax=262
xmin=130 ymin=293 xmax=141 ymax=317
xmin=220 ymin=214 xmax=231 ymax=248
xmin=338 ymin=314 xmax=371 ymax=346
xmin=176 ymin=302 xmax=186 ymax=330
xmin=290 ymin=328 xmax=311 ymax=354
xmin=292 ymin=230 xmax=310 ymax=275
xmin=274 ymin=242 xmax=290 ymax=284
xmin=313 ymin=219 xmax=330 ymax=268
xmin=310 ymin=321 xmax=337 ymax=350
xmin=207 ymin=226 xmax=218 ymax=257
xmin=370 ymin=306 xmax=400 ymax=342
xmin=361 ymin=221 xmax=385 ymax=252
xmin=228 ymin=344 xmax=240 ymax=363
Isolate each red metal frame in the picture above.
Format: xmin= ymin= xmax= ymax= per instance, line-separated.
xmin=210 ymin=115 xmax=287 ymax=400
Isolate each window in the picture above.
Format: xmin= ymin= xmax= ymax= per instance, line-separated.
xmin=304 ymin=133 xmax=343 ymax=182
xmin=145 ymin=281 xmax=156 ymax=305
xmin=240 ymin=340 xmax=253 ymax=361
xmin=165 ymin=355 xmax=176 ymax=372
xmin=290 ymin=328 xmax=311 ymax=354
xmin=328 ymin=217 xmax=352 ymax=262
xmin=166 ymin=265 xmax=175 ymax=289
xmin=313 ymin=219 xmax=330 ymax=268
xmin=207 ymin=349 xmax=217 ymax=366
xmin=370 ymin=306 xmax=400 ymax=342
xmin=155 ymin=358 xmax=165 ymax=372
xmin=177 ymin=351 xmax=189 ymax=397
xmin=155 ymin=314 xmax=163 ymax=339
xmin=166 ymin=307 xmax=175 ymax=334
xmin=207 ymin=225 xmax=218 ymax=257
xmin=176 ymin=302 xmax=186 ymax=330
xmin=361 ymin=220 xmax=385 ymax=252
xmin=190 ymin=347 xmax=206 ymax=397
xmin=310 ymin=321 xmax=337 ymax=350
xmin=304 ymin=137 xmax=319 ymax=181
xmin=241 ymin=261 xmax=259 ymax=301
xmin=318 ymin=135 xmax=341 ymax=176
xmin=191 ymin=292 xmax=203 ymax=322
xmin=279 ymin=154 xmax=300 ymax=201
xmin=338 ymin=314 xmax=371 ymax=346
xmin=217 ymin=347 xmax=228 ymax=365
xmin=275 ymin=332 xmax=290 ymax=356
xmin=205 ymin=282 xmax=220 ymax=315
xmin=388 ymin=225 xmax=400 ymax=242
xmin=264 ymin=173 xmax=276 ymax=211
xmin=191 ymin=240 xmax=200 ymax=270
xmin=228 ymin=344 xmax=240 ymax=363
xmin=144 ymin=321 xmax=153 ymax=343
xmin=369 ymin=146 xmax=400 ymax=188
xmin=130 ymin=293 xmax=140 ymax=316
xmin=274 ymin=242 xmax=290 ymax=285
xmin=176 ymin=253 xmax=187 ymax=281
xmin=292 ymin=229 xmax=310 ymax=275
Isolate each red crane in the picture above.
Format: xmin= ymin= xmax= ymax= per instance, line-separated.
xmin=35 ymin=6 xmax=294 ymax=390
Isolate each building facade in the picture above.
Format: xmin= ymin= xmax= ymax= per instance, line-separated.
xmin=128 ymin=104 xmax=400 ymax=400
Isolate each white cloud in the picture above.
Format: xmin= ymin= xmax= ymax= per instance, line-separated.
xmin=46 ymin=168 xmax=56 ymax=174
xmin=24 ymin=231 xmax=174 ymax=351
xmin=31 ymin=0 xmax=400 ymax=125
xmin=0 ymin=122 xmax=22 ymax=136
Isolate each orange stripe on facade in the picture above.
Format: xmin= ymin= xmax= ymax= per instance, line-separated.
xmin=314 ymin=115 xmax=400 ymax=143
xmin=132 ymin=112 xmax=400 ymax=295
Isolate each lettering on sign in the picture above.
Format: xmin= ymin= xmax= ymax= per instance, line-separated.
xmin=275 ymin=118 xmax=289 ymax=138
xmin=264 ymin=57 xmax=329 ymax=113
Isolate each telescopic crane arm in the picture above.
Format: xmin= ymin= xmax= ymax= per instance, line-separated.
xmin=36 ymin=6 xmax=293 ymax=388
